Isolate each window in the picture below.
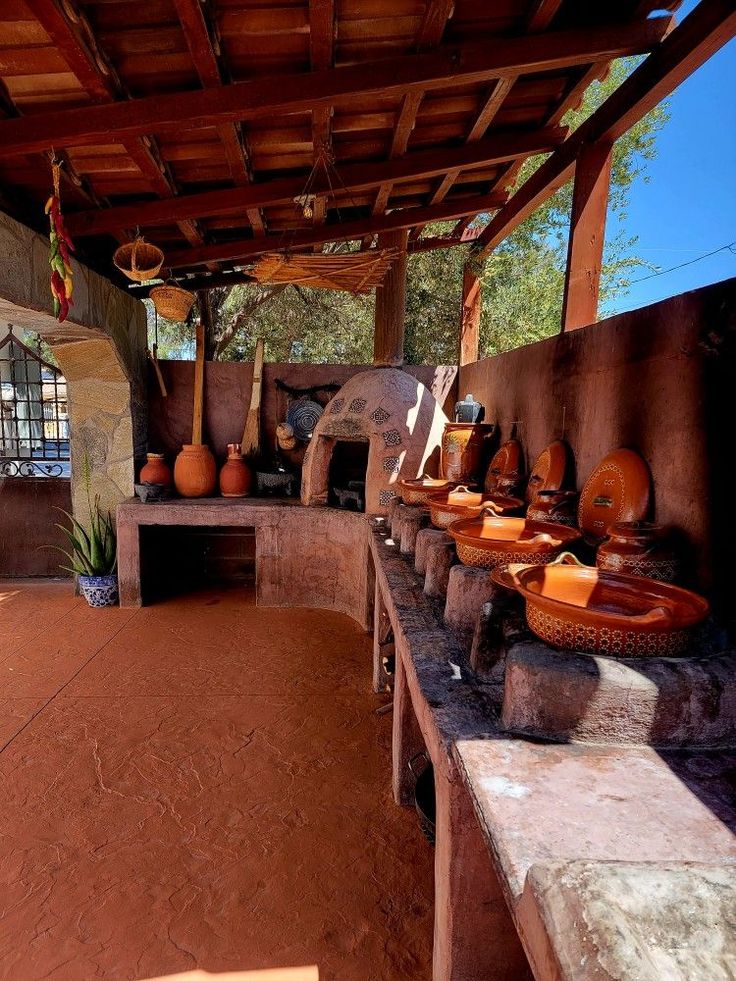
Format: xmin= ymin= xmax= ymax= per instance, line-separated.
xmin=0 ymin=328 xmax=70 ymax=478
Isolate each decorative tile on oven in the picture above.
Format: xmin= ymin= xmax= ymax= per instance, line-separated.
xmin=379 ymin=489 xmax=397 ymax=506
xmin=329 ymin=398 xmax=345 ymax=414
xmin=370 ymin=406 xmax=390 ymax=425
xmin=348 ymin=398 xmax=367 ymax=414
xmin=382 ymin=456 xmax=400 ymax=475
xmin=381 ymin=429 xmax=402 ymax=448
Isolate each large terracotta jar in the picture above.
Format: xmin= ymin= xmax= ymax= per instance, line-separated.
xmin=174 ymin=444 xmax=217 ymax=498
xmin=139 ymin=452 xmax=172 ymax=486
xmin=597 ymin=521 xmax=678 ymax=583
xmin=442 ymin=423 xmax=494 ymax=483
xmin=219 ymin=443 xmax=252 ymax=498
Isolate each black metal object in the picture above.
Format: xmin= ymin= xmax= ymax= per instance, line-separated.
xmin=409 ymin=753 xmax=436 ymax=845
xmin=0 ymin=328 xmax=69 ymax=477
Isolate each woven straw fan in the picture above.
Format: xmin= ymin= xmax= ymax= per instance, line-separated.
xmin=242 ymin=337 xmax=264 ymax=458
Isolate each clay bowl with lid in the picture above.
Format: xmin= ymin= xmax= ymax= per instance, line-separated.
xmin=494 ymin=553 xmax=709 ymax=657
xmin=427 ymin=485 xmax=524 ymax=530
xmin=397 ymin=475 xmax=457 ymax=506
xmin=447 ymin=504 xmax=581 ymax=569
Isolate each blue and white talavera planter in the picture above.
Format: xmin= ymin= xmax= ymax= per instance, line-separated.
xmin=79 ymin=574 xmax=119 ymax=608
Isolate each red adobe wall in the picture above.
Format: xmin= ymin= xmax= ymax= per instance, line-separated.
xmin=459 ymin=276 xmax=736 ymax=615
xmin=0 ymin=477 xmax=72 ymax=577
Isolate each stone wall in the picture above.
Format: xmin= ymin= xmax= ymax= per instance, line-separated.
xmin=0 ymin=209 xmax=147 ymax=526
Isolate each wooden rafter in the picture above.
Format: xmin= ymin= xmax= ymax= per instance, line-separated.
xmin=172 ymin=0 xmax=264 ymax=237
xmin=164 ymin=191 xmax=506 ymax=269
xmin=366 ymin=0 xmax=455 ymax=245
xmin=425 ymin=0 xmax=565 ymax=216
xmin=472 ymin=0 xmax=736 ymax=262
xmin=67 ymin=128 xmax=562 ymax=237
xmin=0 ymin=22 xmax=672 ymax=158
xmin=23 ymin=0 xmax=208 ymax=252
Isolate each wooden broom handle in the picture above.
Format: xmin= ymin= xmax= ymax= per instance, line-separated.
xmin=192 ymin=320 xmax=205 ymax=445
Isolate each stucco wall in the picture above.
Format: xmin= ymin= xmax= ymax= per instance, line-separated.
xmin=459 ymin=277 xmax=736 ymax=612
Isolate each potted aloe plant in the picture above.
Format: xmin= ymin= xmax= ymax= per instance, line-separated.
xmin=54 ymin=493 xmax=118 ymax=608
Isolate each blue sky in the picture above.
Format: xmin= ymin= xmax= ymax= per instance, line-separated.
xmin=606 ymin=0 xmax=736 ymax=313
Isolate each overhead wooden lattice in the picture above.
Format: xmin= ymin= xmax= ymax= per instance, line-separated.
xmin=251 ymin=251 xmax=399 ymax=294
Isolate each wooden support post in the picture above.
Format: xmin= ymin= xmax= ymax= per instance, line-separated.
xmin=198 ymin=290 xmax=217 ymax=361
xmin=459 ymin=263 xmax=481 ymax=365
xmin=373 ymin=229 xmax=409 ymax=366
xmin=561 ymin=140 xmax=613 ymax=331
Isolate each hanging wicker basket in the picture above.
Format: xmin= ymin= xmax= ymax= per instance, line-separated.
xmin=149 ymin=281 xmax=196 ymax=322
xmin=113 ymin=236 xmax=164 ymax=282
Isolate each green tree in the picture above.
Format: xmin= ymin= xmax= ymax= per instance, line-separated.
xmin=153 ymin=59 xmax=666 ymax=365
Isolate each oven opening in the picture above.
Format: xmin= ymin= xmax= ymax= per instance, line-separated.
xmin=328 ymin=438 xmax=370 ymax=512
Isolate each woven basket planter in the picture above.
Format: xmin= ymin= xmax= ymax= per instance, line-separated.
xmin=113 ymin=236 xmax=164 ymax=282
xmin=150 ymin=283 xmax=196 ymax=321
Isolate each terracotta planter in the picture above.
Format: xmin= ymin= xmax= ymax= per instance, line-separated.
xmin=597 ymin=521 xmax=678 ymax=583
xmin=397 ymin=476 xmax=456 ymax=506
xmin=139 ymin=452 xmax=172 ymax=487
xmin=219 ymin=443 xmax=253 ymax=498
xmin=174 ymin=444 xmax=217 ymax=498
xmin=441 ymin=424 xmax=495 ymax=483
xmin=496 ymin=553 xmax=708 ymax=657
xmin=527 ymin=489 xmax=579 ymax=527
xmin=448 ymin=506 xmax=581 ymax=569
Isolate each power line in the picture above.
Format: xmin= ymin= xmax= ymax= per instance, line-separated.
xmin=625 ymin=241 xmax=736 ymax=285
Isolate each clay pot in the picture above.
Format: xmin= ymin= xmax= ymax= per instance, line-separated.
xmin=597 ymin=521 xmax=678 ymax=583
xmin=139 ymin=452 xmax=172 ymax=487
xmin=527 ymin=489 xmax=579 ymax=528
xmin=442 ymin=424 xmax=495 ymax=483
xmin=174 ymin=444 xmax=217 ymax=498
xmin=497 ymin=553 xmax=708 ymax=658
xmin=276 ymin=422 xmax=297 ymax=451
xmin=219 ymin=443 xmax=252 ymax=498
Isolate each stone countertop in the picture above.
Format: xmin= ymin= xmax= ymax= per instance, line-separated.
xmin=456 ymin=737 xmax=736 ymax=907
xmin=520 ymin=860 xmax=736 ymax=980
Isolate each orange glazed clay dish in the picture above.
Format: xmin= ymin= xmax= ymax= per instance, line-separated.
xmin=494 ymin=553 xmax=709 ymax=657
xmin=448 ymin=505 xmax=581 ymax=569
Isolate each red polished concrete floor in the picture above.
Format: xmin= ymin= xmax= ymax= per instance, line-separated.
xmin=0 ymin=580 xmax=434 ymax=981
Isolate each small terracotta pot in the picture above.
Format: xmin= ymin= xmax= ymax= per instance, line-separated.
xmin=174 ymin=444 xmax=217 ymax=498
xmin=139 ymin=452 xmax=172 ymax=487
xmin=219 ymin=443 xmax=252 ymax=498
xmin=597 ymin=521 xmax=678 ymax=583
xmin=397 ymin=476 xmax=456 ymax=505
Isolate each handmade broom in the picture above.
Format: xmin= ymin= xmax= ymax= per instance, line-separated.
xmin=241 ymin=337 xmax=264 ymax=458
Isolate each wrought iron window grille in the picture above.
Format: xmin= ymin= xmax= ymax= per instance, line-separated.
xmin=0 ymin=327 xmax=70 ymax=478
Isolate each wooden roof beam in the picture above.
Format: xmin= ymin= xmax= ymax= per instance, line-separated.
xmin=472 ymin=0 xmax=736 ymax=262
xmin=173 ymin=0 xmax=265 ymax=237
xmin=165 ymin=191 xmax=506 ymax=268
xmin=366 ymin=0 xmax=455 ymax=245
xmin=426 ymin=0 xmax=564 ymax=212
xmin=0 ymin=21 xmax=672 ymax=157
xmin=23 ymin=0 xmax=209 ymax=251
xmin=67 ymin=127 xmax=563 ymax=237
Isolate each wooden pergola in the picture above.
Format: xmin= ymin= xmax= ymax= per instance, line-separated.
xmin=0 ymin=0 xmax=734 ymax=364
